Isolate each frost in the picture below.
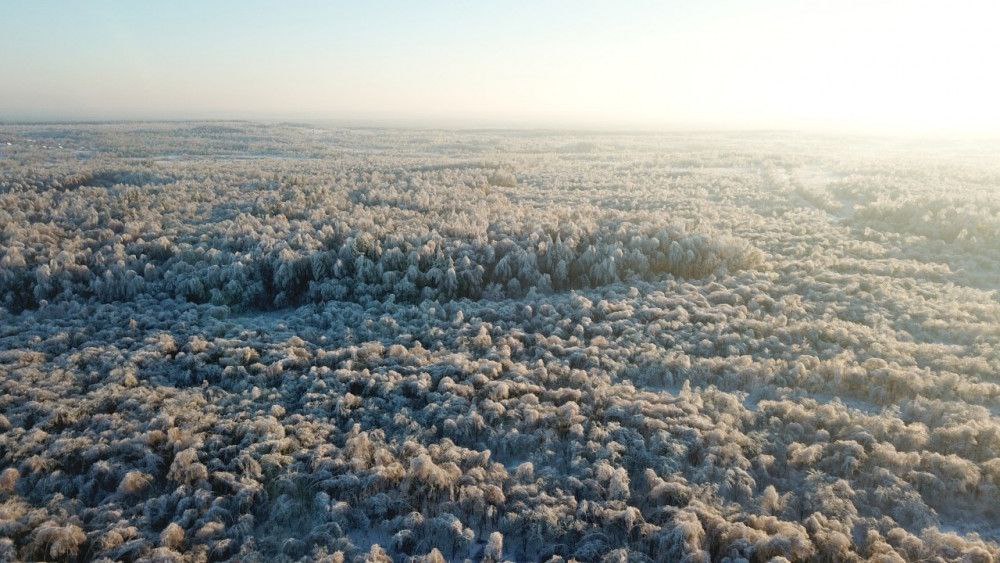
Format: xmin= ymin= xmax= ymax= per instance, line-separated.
xmin=0 ymin=123 xmax=997 ymax=560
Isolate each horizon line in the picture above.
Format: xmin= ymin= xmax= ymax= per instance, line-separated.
xmin=2 ymin=116 xmax=998 ymax=142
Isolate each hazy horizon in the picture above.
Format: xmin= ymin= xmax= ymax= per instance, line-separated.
xmin=3 ymin=0 xmax=999 ymax=136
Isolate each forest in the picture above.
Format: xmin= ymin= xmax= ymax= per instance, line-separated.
xmin=1 ymin=122 xmax=998 ymax=562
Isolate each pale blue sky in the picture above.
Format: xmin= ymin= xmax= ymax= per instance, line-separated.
xmin=2 ymin=0 xmax=998 ymax=132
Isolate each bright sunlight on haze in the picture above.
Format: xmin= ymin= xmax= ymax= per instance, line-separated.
xmin=2 ymin=0 xmax=998 ymax=132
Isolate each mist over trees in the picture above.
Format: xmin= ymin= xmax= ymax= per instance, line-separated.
xmin=1 ymin=123 xmax=998 ymax=562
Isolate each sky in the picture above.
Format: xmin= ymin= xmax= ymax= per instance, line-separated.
xmin=1 ymin=0 xmax=998 ymax=134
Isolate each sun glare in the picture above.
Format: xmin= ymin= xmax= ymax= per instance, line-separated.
xmin=2 ymin=1 xmax=998 ymax=134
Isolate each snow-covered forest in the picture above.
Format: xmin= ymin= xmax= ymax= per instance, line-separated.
xmin=1 ymin=122 xmax=999 ymax=562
